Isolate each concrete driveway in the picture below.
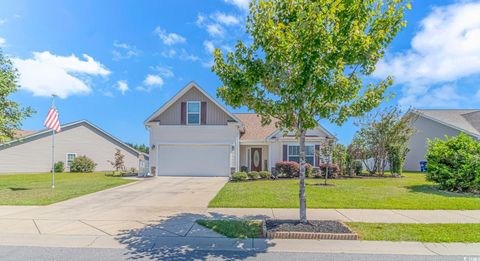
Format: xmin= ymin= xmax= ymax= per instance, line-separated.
xmin=0 ymin=177 xmax=228 ymax=240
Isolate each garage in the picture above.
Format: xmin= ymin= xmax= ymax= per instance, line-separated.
xmin=157 ymin=144 xmax=231 ymax=176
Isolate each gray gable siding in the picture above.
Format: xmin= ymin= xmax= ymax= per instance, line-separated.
xmin=0 ymin=122 xmax=141 ymax=174
xmin=404 ymin=115 xmax=467 ymax=171
xmin=154 ymin=87 xmax=234 ymax=125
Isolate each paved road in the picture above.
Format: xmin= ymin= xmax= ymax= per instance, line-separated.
xmin=0 ymin=246 xmax=473 ymax=261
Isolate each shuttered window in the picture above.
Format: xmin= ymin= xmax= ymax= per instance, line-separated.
xmin=187 ymin=101 xmax=200 ymax=125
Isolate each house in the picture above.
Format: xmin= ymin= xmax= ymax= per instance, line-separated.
xmin=144 ymin=82 xmax=335 ymax=177
xmin=405 ymin=109 xmax=480 ymax=171
xmin=0 ymin=120 xmax=149 ymax=174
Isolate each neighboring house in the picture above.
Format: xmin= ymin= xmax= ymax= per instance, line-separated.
xmin=405 ymin=109 xmax=480 ymax=171
xmin=0 ymin=120 xmax=149 ymax=174
xmin=144 ymin=82 xmax=335 ymax=177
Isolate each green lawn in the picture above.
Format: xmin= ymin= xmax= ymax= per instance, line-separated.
xmin=209 ymin=173 xmax=480 ymax=209
xmin=196 ymin=219 xmax=263 ymax=238
xmin=348 ymin=223 xmax=480 ymax=242
xmin=198 ymin=219 xmax=480 ymax=242
xmin=0 ymin=172 xmax=135 ymax=205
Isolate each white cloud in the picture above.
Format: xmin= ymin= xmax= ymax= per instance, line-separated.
xmin=161 ymin=49 xmax=177 ymax=58
xmin=138 ymin=74 xmax=164 ymax=92
xmin=116 ymin=80 xmax=129 ymax=95
xmin=112 ymin=41 xmax=139 ymax=60
xmin=154 ymin=65 xmax=174 ymax=78
xmin=179 ymin=49 xmax=200 ymax=61
xmin=399 ymin=84 xmax=465 ymax=108
xmin=143 ymin=74 xmax=164 ymax=86
xmin=374 ymin=2 xmax=480 ymax=107
xmin=203 ymin=40 xmax=215 ymax=53
xmin=196 ymin=14 xmax=206 ymax=26
xmin=0 ymin=19 xmax=6 ymax=25
xmin=206 ymin=24 xmax=224 ymax=37
xmin=212 ymin=12 xmax=240 ymax=26
xmin=0 ymin=37 xmax=5 ymax=47
xmin=224 ymin=0 xmax=250 ymax=11
xmin=154 ymin=26 xmax=186 ymax=45
xmin=12 ymin=51 xmax=110 ymax=98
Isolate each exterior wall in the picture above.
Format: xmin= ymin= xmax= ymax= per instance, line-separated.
xmin=154 ymin=87 xmax=234 ymax=125
xmin=239 ymin=145 xmax=269 ymax=171
xmin=404 ymin=116 xmax=463 ymax=171
xmin=148 ymin=124 xmax=240 ymax=174
xmin=0 ymin=123 xmax=140 ymax=174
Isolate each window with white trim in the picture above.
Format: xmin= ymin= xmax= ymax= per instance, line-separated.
xmin=288 ymin=145 xmax=315 ymax=165
xmin=187 ymin=101 xmax=200 ymax=125
xmin=66 ymin=153 xmax=77 ymax=167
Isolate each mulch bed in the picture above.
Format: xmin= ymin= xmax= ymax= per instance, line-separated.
xmin=266 ymin=220 xmax=352 ymax=233
xmin=264 ymin=220 xmax=358 ymax=240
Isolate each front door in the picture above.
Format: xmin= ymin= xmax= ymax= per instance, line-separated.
xmin=250 ymin=148 xmax=262 ymax=171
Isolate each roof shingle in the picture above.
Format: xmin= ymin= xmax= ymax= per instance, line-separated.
xmin=234 ymin=113 xmax=278 ymax=141
xmin=416 ymin=109 xmax=480 ymax=136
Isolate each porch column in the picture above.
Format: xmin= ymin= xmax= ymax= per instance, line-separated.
xmin=268 ymin=143 xmax=272 ymax=171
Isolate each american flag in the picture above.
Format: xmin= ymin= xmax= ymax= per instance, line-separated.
xmin=44 ymin=108 xmax=61 ymax=133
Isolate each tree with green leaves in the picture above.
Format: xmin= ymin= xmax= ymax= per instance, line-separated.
xmin=0 ymin=49 xmax=34 ymax=144
xmin=353 ymin=106 xmax=416 ymax=175
xmin=212 ymin=0 xmax=409 ymax=223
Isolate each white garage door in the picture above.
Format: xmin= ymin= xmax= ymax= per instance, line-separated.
xmin=157 ymin=144 xmax=231 ymax=176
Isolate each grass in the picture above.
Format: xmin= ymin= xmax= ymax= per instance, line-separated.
xmin=348 ymin=223 xmax=480 ymax=242
xmin=198 ymin=219 xmax=480 ymax=242
xmin=196 ymin=219 xmax=263 ymax=238
xmin=209 ymin=172 xmax=480 ymax=209
xmin=0 ymin=172 xmax=135 ymax=205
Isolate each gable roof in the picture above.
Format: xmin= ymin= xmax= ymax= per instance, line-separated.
xmin=0 ymin=120 xmax=147 ymax=158
xmin=144 ymin=81 xmax=243 ymax=127
xmin=234 ymin=113 xmax=279 ymax=141
xmin=14 ymin=130 xmax=37 ymax=138
xmin=413 ymin=109 xmax=480 ymax=138
xmin=235 ymin=113 xmax=336 ymax=141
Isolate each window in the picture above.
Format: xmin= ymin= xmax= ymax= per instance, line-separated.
xmin=187 ymin=101 xmax=200 ymax=125
xmin=288 ymin=145 xmax=315 ymax=165
xmin=66 ymin=153 xmax=77 ymax=167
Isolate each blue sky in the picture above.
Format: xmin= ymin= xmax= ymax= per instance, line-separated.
xmin=1 ymin=0 xmax=480 ymax=145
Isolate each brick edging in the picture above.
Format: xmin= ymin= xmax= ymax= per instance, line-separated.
xmin=262 ymin=220 xmax=359 ymax=240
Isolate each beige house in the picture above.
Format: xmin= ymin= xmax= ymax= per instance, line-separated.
xmin=144 ymin=82 xmax=335 ymax=177
xmin=0 ymin=120 xmax=148 ymax=174
xmin=405 ymin=109 xmax=480 ymax=171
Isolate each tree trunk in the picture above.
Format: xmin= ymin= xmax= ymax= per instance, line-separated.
xmin=299 ymin=127 xmax=307 ymax=224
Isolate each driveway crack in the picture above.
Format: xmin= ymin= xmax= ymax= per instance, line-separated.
xmin=79 ymin=220 xmax=112 ymax=236
xmin=32 ymin=219 xmax=41 ymax=234
xmin=422 ymin=242 xmax=441 ymax=255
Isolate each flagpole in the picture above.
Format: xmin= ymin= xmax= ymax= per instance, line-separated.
xmin=51 ymin=95 xmax=56 ymax=189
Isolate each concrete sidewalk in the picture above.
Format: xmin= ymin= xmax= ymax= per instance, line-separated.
xmin=0 ymin=233 xmax=479 ymax=256
xmin=208 ymin=208 xmax=480 ymax=223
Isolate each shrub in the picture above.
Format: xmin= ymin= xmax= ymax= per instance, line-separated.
xmin=53 ymin=161 xmax=64 ymax=173
xmin=231 ymin=172 xmax=248 ymax=182
xmin=352 ymin=161 xmax=363 ymax=176
xmin=240 ymin=166 xmax=248 ymax=172
xmin=258 ymin=171 xmax=271 ymax=179
xmin=426 ymin=133 xmax=480 ymax=193
xmin=275 ymin=161 xmax=300 ymax=177
xmin=305 ymin=163 xmax=313 ymax=178
xmin=247 ymin=171 xmax=260 ymax=179
xmin=319 ymin=163 xmax=340 ymax=178
xmin=70 ymin=155 xmax=97 ymax=173
xmin=387 ymin=144 xmax=409 ymax=176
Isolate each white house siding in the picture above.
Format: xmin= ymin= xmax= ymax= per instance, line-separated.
xmin=404 ymin=116 xmax=463 ymax=171
xmin=154 ymin=87 xmax=234 ymax=125
xmin=148 ymin=124 xmax=240 ymax=174
xmin=0 ymin=123 xmax=141 ymax=174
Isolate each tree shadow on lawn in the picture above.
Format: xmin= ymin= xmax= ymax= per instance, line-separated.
xmin=116 ymin=212 xmax=273 ymax=261
xmin=407 ymin=185 xmax=480 ymax=198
